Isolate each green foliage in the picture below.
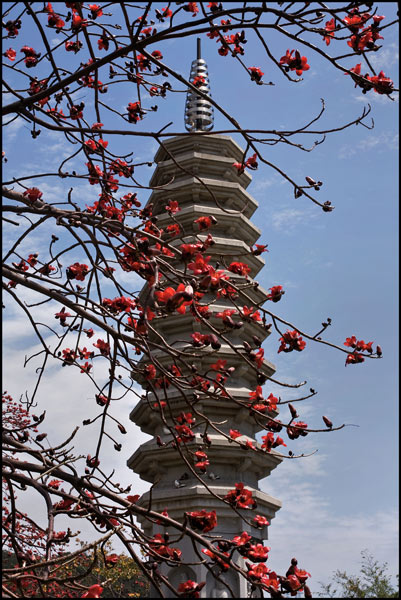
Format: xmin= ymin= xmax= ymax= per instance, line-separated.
xmin=318 ymin=550 xmax=399 ymax=598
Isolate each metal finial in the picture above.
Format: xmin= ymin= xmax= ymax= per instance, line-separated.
xmin=184 ymin=38 xmax=214 ymax=132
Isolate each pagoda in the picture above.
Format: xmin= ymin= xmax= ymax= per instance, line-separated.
xmin=128 ymin=40 xmax=282 ymax=598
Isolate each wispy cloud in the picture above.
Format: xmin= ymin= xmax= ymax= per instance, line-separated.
xmin=263 ymin=453 xmax=399 ymax=594
xmin=270 ymin=207 xmax=319 ymax=232
xmin=339 ymin=131 xmax=399 ymax=158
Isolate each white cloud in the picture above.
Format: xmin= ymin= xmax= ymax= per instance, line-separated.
xmin=263 ymin=454 xmax=399 ymax=595
xmin=270 ymin=207 xmax=319 ymax=232
xmin=339 ymin=131 xmax=399 ymax=158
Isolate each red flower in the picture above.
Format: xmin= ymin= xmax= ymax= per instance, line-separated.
xmin=278 ymin=330 xmax=306 ymax=353
xmin=241 ymin=306 xmax=262 ymax=322
xmin=232 ymin=531 xmax=252 ymax=547
xmin=48 ymin=479 xmax=62 ymax=489
xmin=247 ymin=543 xmax=270 ymax=562
xmin=253 ymin=515 xmax=270 ymax=528
xmin=165 ymin=199 xmax=180 ymax=214
xmin=156 ymin=283 xmax=193 ymax=314
xmin=105 ymin=553 xmax=119 ymax=566
xmin=66 ymin=262 xmax=89 ymax=281
xmin=185 ymin=2 xmax=199 ymax=16
xmin=89 ymin=4 xmax=103 ymax=19
xmin=46 ymin=4 xmax=65 ymax=29
xmin=21 ymin=46 xmax=41 ymax=68
xmin=248 ymin=67 xmax=264 ymax=83
xmin=144 ymin=364 xmax=156 ymax=379
xmin=93 ymin=339 xmax=110 ymax=356
xmin=228 ymin=261 xmax=251 ymax=276
xmin=137 ymin=53 xmax=151 ymax=71
xmin=368 ymin=71 xmax=394 ymax=95
xmin=287 ymin=421 xmax=308 ymax=440
xmin=187 ymin=509 xmax=217 ymax=533
xmin=323 ymin=18 xmax=336 ymax=45
xmin=177 ymin=580 xmax=206 ymax=598
xmin=71 ymin=9 xmax=87 ymax=30
xmin=247 ymin=562 xmax=270 ymax=580
xmin=194 ymin=216 xmax=216 ymax=230
xmin=54 ymin=307 xmax=72 ymax=325
xmin=127 ymin=101 xmax=143 ymax=123
xmin=230 ymin=429 xmax=242 ymax=439
xmin=251 ymin=244 xmax=268 ymax=255
xmin=180 ymin=242 xmax=203 ymax=260
xmin=210 ymin=359 xmax=227 ymax=371
xmin=161 ymin=6 xmax=173 ymax=18
xmin=4 ymin=48 xmax=16 ymax=61
xmin=149 ymin=533 xmax=182 ymax=561
xmin=65 ymin=40 xmax=83 ymax=53
xmin=81 ymin=584 xmax=103 ymax=598
xmin=98 ymin=34 xmax=109 ymax=51
xmin=245 ymin=153 xmax=258 ymax=169
xmin=267 ymin=285 xmax=285 ymax=302
xmin=224 ymin=482 xmax=256 ymax=509
xmin=261 ymin=432 xmax=287 ymax=452
xmin=127 ymin=494 xmax=140 ymax=504
xmin=233 ymin=161 xmax=245 ymax=174
xmin=151 ymin=50 xmax=163 ymax=60
xmin=252 ymin=348 xmax=264 ymax=368
xmin=343 ymin=8 xmax=371 ymax=31
xmin=192 ymin=75 xmax=205 ymax=87
xmin=280 ymin=49 xmax=310 ymax=76
xmin=201 ymin=548 xmax=230 ymax=570
xmin=345 ymin=352 xmax=365 ymax=366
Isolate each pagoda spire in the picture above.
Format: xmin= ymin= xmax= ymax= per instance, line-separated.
xmin=185 ymin=38 xmax=214 ymax=131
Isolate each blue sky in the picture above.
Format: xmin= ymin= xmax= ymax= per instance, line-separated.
xmin=2 ymin=2 xmax=399 ymax=593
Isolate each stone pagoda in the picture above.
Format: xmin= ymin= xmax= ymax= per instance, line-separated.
xmin=128 ymin=41 xmax=282 ymax=598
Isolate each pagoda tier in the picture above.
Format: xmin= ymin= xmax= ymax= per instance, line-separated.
xmin=128 ymin=134 xmax=282 ymax=598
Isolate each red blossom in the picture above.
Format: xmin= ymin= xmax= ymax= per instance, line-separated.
xmin=165 ymin=200 xmax=181 ymax=214
xmin=224 ymin=482 xmax=257 ymax=509
xmin=65 ymin=40 xmax=83 ymax=53
xmin=4 ymin=48 xmax=17 ymax=61
xmin=368 ymin=71 xmax=394 ymax=95
xmin=201 ymin=548 xmax=230 ymax=570
xmin=151 ymin=50 xmax=163 ymax=60
xmin=323 ymin=18 xmax=336 ymax=45
xmin=267 ymin=285 xmax=285 ymax=302
xmin=71 ymin=9 xmax=87 ymax=30
xmin=185 ymin=2 xmax=199 ymax=16
xmin=127 ymin=101 xmax=143 ymax=123
xmin=248 ymin=67 xmax=264 ymax=83
xmin=144 ymin=363 xmax=156 ymax=380
xmin=187 ymin=509 xmax=217 ymax=533
xmin=280 ymin=49 xmax=310 ymax=76
xmin=194 ymin=215 xmax=216 ymax=230
xmin=247 ymin=543 xmax=270 ymax=562
xmin=228 ymin=261 xmax=251 ymax=276
xmin=177 ymin=580 xmax=206 ymax=598
xmin=89 ymin=4 xmax=103 ymax=19
xmin=278 ymin=330 xmax=306 ymax=353
xmin=46 ymin=4 xmax=65 ymax=29
xmin=251 ymin=244 xmax=268 ymax=255
xmin=261 ymin=432 xmax=287 ymax=452
xmin=127 ymin=494 xmax=140 ymax=503
xmin=193 ymin=75 xmax=205 ymax=87
xmin=66 ymin=262 xmax=89 ymax=281
xmin=93 ymin=338 xmax=110 ymax=356
xmin=81 ymin=584 xmax=103 ymax=598
xmin=345 ymin=352 xmax=365 ymax=366
xmin=253 ymin=515 xmax=270 ymax=527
